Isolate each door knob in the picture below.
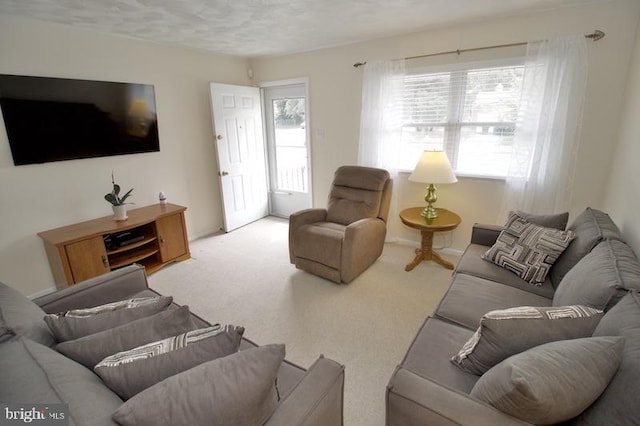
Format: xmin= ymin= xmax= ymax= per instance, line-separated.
xmin=219 ymin=171 xmax=229 ymax=176
xmin=216 ymin=135 xmax=223 ymax=140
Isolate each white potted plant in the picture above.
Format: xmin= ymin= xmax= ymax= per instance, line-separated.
xmin=104 ymin=172 xmax=133 ymax=221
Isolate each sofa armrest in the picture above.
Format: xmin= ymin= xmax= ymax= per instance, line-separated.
xmin=289 ymin=208 xmax=328 ymax=263
xmin=266 ymin=356 xmax=345 ymax=426
xmin=33 ymin=264 xmax=150 ymax=313
xmin=386 ymin=367 xmax=530 ymax=426
xmin=470 ymin=224 xmax=504 ymax=247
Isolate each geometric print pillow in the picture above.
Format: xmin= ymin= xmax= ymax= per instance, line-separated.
xmin=482 ymin=212 xmax=576 ymax=285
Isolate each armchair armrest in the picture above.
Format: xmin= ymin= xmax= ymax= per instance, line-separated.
xmin=266 ymin=356 xmax=345 ymax=426
xmin=470 ymin=223 xmax=504 ymax=247
xmin=289 ymin=208 xmax=328 ymax=227
xmin=289 ymin=208 xmax=328 ymax=263
xmin=387 ymin=367 xmax=530 ymax=426
xmin=33 ymin=264 xmax=150 ymax=313
xmin=342 ymin=218 xmax=387 ymax=283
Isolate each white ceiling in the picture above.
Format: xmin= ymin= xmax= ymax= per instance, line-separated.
xmin=0 ymin=0 xmax=607 ymax=57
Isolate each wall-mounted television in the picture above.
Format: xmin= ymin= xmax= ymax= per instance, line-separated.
xmin=0 ymin=74 xmax=160 ymax=165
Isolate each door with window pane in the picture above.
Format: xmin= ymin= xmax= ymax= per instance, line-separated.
xmin=263 ymin=84 xmax=312 ymax=217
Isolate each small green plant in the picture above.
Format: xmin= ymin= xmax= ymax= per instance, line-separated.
xmin=104 ymin=172 xmax=133 ymax=206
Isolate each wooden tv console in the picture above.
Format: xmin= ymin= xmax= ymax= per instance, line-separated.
xmin=38 ymin=203 xmax=190 ymax=289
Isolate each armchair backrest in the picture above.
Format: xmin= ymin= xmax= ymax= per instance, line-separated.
xmin=326 ymin=166 xmax=392 ymax=225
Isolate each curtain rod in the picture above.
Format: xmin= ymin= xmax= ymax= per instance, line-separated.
xmin=353 ymin=30 xmax=605 ymax=68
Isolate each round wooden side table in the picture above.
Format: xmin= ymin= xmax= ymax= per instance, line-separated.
xmin=399 ymin=207 xmax=461 ymax=271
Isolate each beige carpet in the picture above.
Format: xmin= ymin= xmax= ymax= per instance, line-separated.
xmin=148 ymin=216 xmax=458 ymax=426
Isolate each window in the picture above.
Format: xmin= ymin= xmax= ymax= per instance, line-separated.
xmin=400 ymin=64 xmax=524 ymax=178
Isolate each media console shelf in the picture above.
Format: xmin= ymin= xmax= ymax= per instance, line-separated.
xmin=38 ymin=203 xmax=190 ymax=289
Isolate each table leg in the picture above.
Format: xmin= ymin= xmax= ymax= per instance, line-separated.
xmin=404 ymin=229 xmax=454 ymax=271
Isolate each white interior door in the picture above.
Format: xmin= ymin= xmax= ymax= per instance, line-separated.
xmin=263 ymin=83 xmax=312 ymax=217
xmin=209 ymin=83 xmax=268 ymax=232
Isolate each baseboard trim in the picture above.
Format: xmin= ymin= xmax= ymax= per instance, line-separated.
xmin=28 ymin=286 xmax=57 ymax=300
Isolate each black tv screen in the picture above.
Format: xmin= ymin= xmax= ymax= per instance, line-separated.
xmin=0 ymin=74 xmax=159 ymax=165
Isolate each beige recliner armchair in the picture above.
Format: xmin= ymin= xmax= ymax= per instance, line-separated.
xmin=289 ymin=165 xmax=392 ymax=283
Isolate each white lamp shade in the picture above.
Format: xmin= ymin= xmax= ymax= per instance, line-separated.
xmin=408 ymin=151 xmax=458 ymax=184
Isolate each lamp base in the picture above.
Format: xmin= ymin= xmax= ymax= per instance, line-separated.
xmin=421 ymin=183 xmax=438 ymax=219
xmin=420 ymin=205 xmax=438 ymax=219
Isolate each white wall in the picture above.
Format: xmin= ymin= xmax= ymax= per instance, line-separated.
xmin=604 ymin=21 xmax=640 ymax=254
xmin=0 ymin=16 xmax=250 ymax=295
xmin=252 ymin=0 xmax=640 ymax=251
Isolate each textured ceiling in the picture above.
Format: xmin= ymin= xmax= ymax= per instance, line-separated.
xmin=0 ymin=0 xmax=607 ymax=57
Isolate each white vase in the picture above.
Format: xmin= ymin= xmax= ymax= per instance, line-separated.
xmin=112 ymin=205 xmax=128 ymax=221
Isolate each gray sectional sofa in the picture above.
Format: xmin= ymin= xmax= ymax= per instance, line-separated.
xmin=387 ymin=208 xmax=640 ymax=425
xmin=0 ymin=264 xmax=345 ymax=425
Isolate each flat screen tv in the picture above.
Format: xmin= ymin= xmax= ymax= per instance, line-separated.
xmin=0 ymin=74 xmax=160 ymax=165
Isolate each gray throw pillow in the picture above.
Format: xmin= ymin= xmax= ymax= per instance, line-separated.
xmin=451 ymin=305 xmax=603 ymax=375
xmin=482 ymin=212 xmax=575 ymax=284
xmin=56 ymin=305 xmax=196 ymax=368
xmin=515 ymin=210 xmax=569 ymax=230
xmin=553 ymin=239 xmax=640 ymax=311
xmin=44 ymin=296 xmax=173 ymax=342
xmin=0 ymin=337 xmax=124 ymax=424
xmin=550 ymin=207 xmax=623 ymax=287
xmin=0 ymin=281 xmax=56 ymax=347
xmin=470 ymin=336 xmax=624 ymax=425
xmin=95 ymin=324 xmax=245 ymax=399
xmin=112 ymin=344 xmax=285 ymax=426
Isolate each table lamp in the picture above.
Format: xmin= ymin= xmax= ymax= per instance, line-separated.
xmin=408 ymin=150 xmax=457 ymax=219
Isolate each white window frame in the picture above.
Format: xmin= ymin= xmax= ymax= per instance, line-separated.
xmin=400 ymin=57 xmax=525 ymax=180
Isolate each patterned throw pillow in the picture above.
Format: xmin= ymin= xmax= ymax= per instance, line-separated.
xmin=95 ymin=325 xmax=245 ymax=399
xmin=56 ymin=305 xmax=197 ymax=368
xmin=53 ymin=297 xmax=165 ymax=318
xmin=451 ymin=305 xmax=603 ymax=375
xmin=482 ymin=212 xmax=576 ymax=284
xmin=44 ymin=296 xmax=173 ymax=342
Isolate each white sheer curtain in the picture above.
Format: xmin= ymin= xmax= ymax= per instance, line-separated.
xmin=500 ymin=34 xmax=588 ymax=220
xmin=358 ymin=59 xmax=405 ymax=239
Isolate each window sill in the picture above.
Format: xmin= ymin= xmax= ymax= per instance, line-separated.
xmin=398 ymin=170 xmax=506 ymax=182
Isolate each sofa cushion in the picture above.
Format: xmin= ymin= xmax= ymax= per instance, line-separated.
xmin=435 ymin=274 xmax=552 ymax=330
xmin=550 ymin=207 xmax=623 ymax=287
xmin=44 ymin=296 xmax=173 ymax=342
xmin=516 ymin=210 xmax=569 ymax=230
xmin=401 ymin=316 xmax=479 ymax=394
xmin=553 ymin=240 xmax=640 ymax=311
xmin=327 ymin=186 xmax=383 ymax=226
xmin=326 ymin=166 xmax=389 ymax=225
xmin=0 ymin=308 xmax=14 ymax=343
xmin=451 ymin=305 xmax=603 ymax=375
xmin=456 ymin=244 xmax=555 ymax=298
xmin=56 ymin=305 xmax=197 ymax=368
xmin=576 ymin=291 xmax=640 ymax=424
xmin=482 ymin=212 xmax=575 ymax=284
xmin=471 ymin=336 xmax=624 ymax=425
xmin=0 ymin=337 xmax=122 ymax=426
xmin=0 ymin=281 xmax=55 ymax=347
xmin=95 ymin=325 xmax=244 ymax=400
xmin=113 ymin=344 xmax=285 ymax=426
xmin=293 ymin=222 xmax=344 ymax=269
